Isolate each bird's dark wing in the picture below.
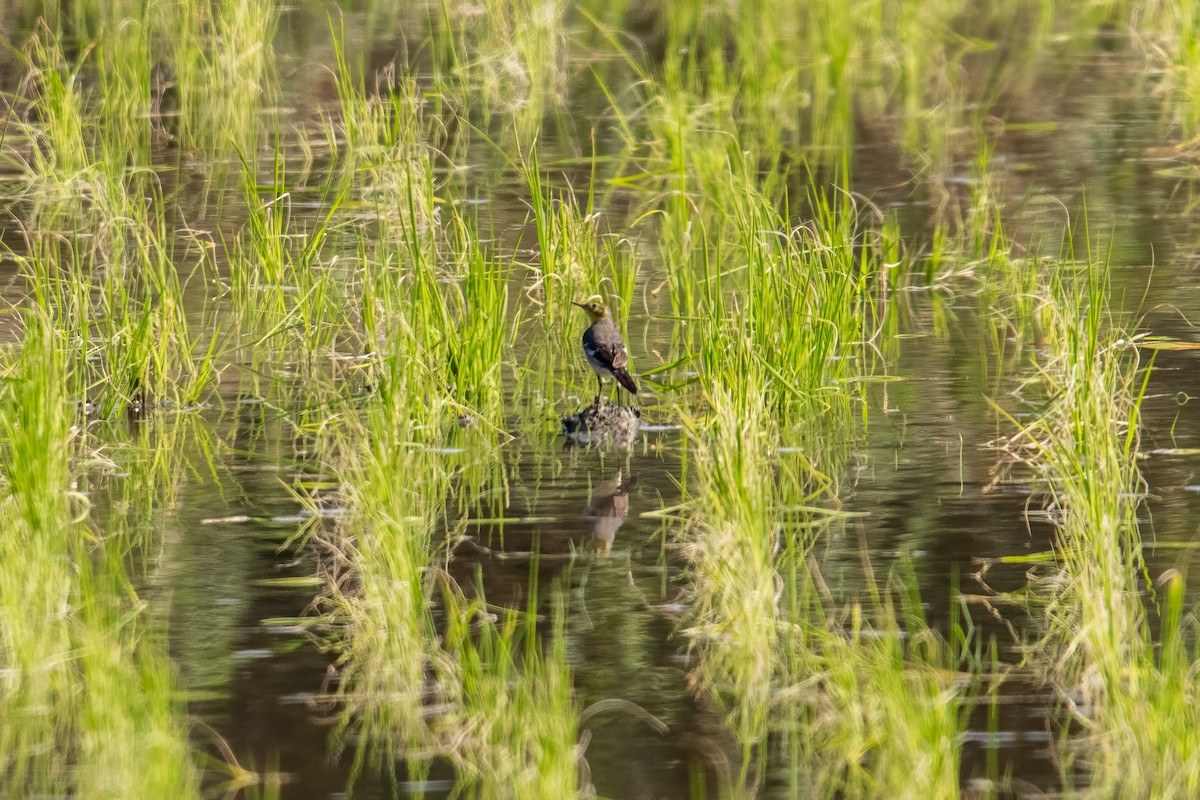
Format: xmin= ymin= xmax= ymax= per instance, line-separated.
xmin=583 ymin=327 xmax=627 ymax=370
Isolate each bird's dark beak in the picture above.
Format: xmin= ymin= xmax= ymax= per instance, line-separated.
xmin=571 ymin=301 xmax=586 ymax=309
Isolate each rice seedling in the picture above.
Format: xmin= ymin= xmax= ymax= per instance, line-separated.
xmin=659 ymin=120 xmax=994 ymax=790
xmin=169 ymin=0 xmax=278 ymax=155
xmin=987 ymin=228 xmax=1200 ymax=796
xmin=927 ymin=139 xmax=1046 ymax=361
xmin=680 ymin=375 xmax=779 ymax=758
xmin=429 ymin=0 xmax=568 ymax=140
xmin=366 ymin=208 xmax=516 ymax=428
xmin=10 ymin=11 xmax=157 ymax=213
xmin=437 ymin=215 xmax=516 ymax=423
xmin=90 ymin=2 xmax=153 ymax=172
xmin=523 ymin=148 xmax=612 ymax=321
xmin=13 ymin=179 xmax=217 ymax=416
xmin=3 ymin=15 xmax=220 ymax=414
xmin=778 ymin=561 xmax=976 ymax=799
xmin=228 ymin=149 xmax=353 ymax=368
xmin=1130 ymin=0 xmax=1200 ymax=137
xmin=0 ymin=313 xmax=80 ymax=794
xmin=73 ymin=558 xmax=199 ymax=798
xmin=324 ymin=29 xmax=519 ymax=422
xmin=437 ymin=586 xmax=581 ymax=800
xmin=658 ymin=151 xmax=874 ymax=457
xmin=313 ymin=333 xmax=565 ymax=789
xmin=11 ymin=23 xmax=95 ymax=198
xmin=1007 ymin=255 xmax=1151 ymax=788
xmin=308 ymin=328 xmax=451 ymax=783
xmin=681 ymin=336 xmax=978 ymax=796
xmin=327 ymin=18 xmax=444 ymax=243
xmin=0 ymin=311 xmax=199 ymax=796
xmin=72 ymin=400 xmax=202 ymax=798
xmin=589 ymin=0 xmax=995 ymax=180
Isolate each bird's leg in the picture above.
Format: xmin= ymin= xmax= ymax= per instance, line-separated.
xmin=595 ymin=373 xmax=603 ymax=408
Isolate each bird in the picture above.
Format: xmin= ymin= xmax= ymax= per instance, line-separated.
xmin=572 ymin=299 xmax=638 ymax=406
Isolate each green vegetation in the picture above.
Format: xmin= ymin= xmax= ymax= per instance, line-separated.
xmin=0 ymin=313 xmax=197 ymax=797
xmin=990 ymin=235 xmax=1200 ymax=797
xmin=0 ymin=0 xmax=1199 ymax=796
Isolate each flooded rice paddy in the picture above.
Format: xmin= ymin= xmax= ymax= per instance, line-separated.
xmin=4 ymin=1 xmax=1200 ymax=797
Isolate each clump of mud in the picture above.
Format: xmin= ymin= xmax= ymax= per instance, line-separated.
xmin=561 ymin=402 xmax=641 ymax=448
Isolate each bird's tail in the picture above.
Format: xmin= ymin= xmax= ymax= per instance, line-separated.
xmin=613 ymin=367 xmax=638 ymax=394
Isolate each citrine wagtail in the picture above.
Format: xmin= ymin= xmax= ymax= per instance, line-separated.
xmin=572 ymin=299 xmax=638 ymax=406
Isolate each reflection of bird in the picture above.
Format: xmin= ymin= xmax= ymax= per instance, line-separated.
xmin=572 ymin=299 xmax=638 ymax=406
xmin=585 ymin=470 xmax=637 ymax=554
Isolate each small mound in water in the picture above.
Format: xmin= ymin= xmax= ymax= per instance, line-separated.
xmin=561 ymin=402 xmax=641 ymax=448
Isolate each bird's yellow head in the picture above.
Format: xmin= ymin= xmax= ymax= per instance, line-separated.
xmin=572 ymin=299 xmax=608 ymax=323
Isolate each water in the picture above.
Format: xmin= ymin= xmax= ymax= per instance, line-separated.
xmin=5 ymin=2 xmax=1200 ymax=797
